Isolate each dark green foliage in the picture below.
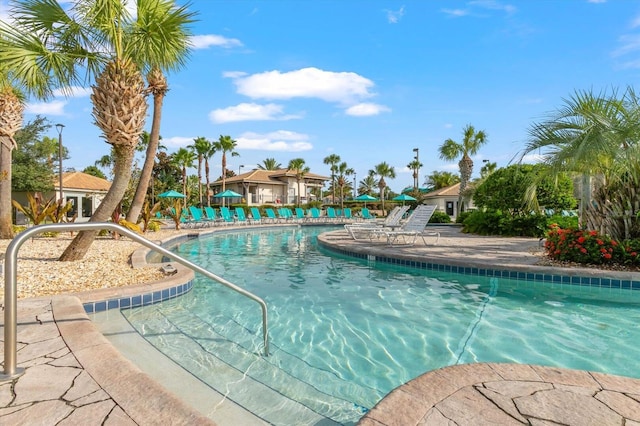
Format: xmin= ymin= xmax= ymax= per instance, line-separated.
xmin=82 ymin=165 xmax=107 ymax=179
xmin=456 ymin=211 xmax=472 ymax=224
xmin=429 ymin=210 xmax=452 ymax=223
xmin=12 ymin=116 xmax=57 ymax=193
xmin=474 ymin=164 xmax=576 ymax=215
xmin=462 ymin=210 xmax=548 ymax=237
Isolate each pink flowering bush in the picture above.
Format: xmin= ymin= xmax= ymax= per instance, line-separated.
xmin=545 ymin=224 xmax=640 ymax=266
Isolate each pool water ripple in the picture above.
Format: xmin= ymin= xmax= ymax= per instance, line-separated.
xmin=121 ymin=227 xmax=640 ymax=425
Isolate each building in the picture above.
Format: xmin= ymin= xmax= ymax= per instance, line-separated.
xmin=422 ymin=182 xmax=475 ymax=218
xmin=13 ymin=172 xmax=111 ymax=224
xmin=209 ymin=169 xmax=330 ymax=205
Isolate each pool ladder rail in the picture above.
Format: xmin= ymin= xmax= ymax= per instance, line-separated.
xmin=1 ymin=222 xmax=269 ymax=381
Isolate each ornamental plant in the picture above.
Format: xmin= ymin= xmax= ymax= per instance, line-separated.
xmin=545 ymin=224 xmax=640 ymax=266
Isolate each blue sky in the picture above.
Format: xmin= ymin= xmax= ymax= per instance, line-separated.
xmin=5 ymin=0 xmax=640 ymax=191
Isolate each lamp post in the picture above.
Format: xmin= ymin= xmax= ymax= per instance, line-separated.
xmin=413 ymin=147 xmax=419 ymax=191
xmin=55 ymin=124 xmax=65 ymax=203
xmin=238 ymin=165 xmax=245 ymax=175
xmin=353 ymin=172 xmax=357 ymax=198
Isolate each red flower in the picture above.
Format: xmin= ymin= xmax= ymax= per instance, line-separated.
xmin=580 ymin=248 xmax=587 ymax=254
xmin=632 ymin=252 xmax=637 ymax=257
xmin=577 ymin=236 xmax=586 ymax=243
xmin=603 ymin=253 xmax=612 ymax=259
xmin=589 ymin=230 xmax=598 ymax=236
xmin=611 ymin=240 xmax=618 ymax=246
xmin=596 ymin=239 xmax=604 ymax=245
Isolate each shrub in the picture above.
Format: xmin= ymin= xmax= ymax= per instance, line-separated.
xmin=544 ymin=225 xmax=640 ymax=266
xmin=462 ymin=209 xmax=547 ymax=237
xmin=429 ymin=211 xmax=452 ymax=223
xmin=456 ymin=211 xmax=472 ymax=224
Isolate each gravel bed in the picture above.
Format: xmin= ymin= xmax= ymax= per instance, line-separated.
xmin=0 ymin=229 xmax=184 ymax=300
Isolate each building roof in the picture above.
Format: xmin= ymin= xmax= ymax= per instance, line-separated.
xmin=423 ymin=182 xmax=460 ymax=198
xmin=55 ymin=172 xmax=111 ymax=192
xmin=213 ymin=168 xmax=331 ymax=186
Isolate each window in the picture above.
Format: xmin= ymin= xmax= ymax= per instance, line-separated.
xmin=82 ymin=197 xmax=93 ymax=217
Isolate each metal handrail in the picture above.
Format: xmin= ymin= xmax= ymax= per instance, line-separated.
xmin=2 ymin=222 xmax=269 ymax=380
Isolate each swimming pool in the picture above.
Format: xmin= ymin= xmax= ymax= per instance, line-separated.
xmin=121 ymin=226 xmax=640 ymax=425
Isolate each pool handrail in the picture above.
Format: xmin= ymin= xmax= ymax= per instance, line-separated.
xmin=2 ymin=222 xmax=269 ymax=381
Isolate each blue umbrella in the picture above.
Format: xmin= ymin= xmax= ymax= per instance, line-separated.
xmin=354 ymin=193 xmax=378 ymax=207
xmin=392 ymin=193 xmax=416 ymax=205
xmin=214 ymin=189 xmax=243 ymax=198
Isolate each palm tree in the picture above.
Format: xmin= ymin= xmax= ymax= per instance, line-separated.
xmin=188 ymin=137 xmax=212 ymax=206
xmin=425 ymin=171 xmax=460 ymax=191
xmin=336 ymin=162 xmax=354 ymax=209
xmin=287 ymin=158 xmax=310 ymax=206
xmin=203 ymin=140 xmax=217 ymax=207
xmin=124 ymin=3 xmax=194 ymax=224
xmin=439 ymin=124 xmax=488 ymax=215
xmin=407 ymin=159 xmax=423 ymax=191
xmin=214 ymin=135 xmax=239 ymax=206
xmin=257 ymin=157 xmax=282 ymax=170
xmin=172 ymin=147 xmax=196 ymax=198
xmin=323 ymin=154 xmax=341 ymax=204
xmin=370 ymin=162 xmax=396 ymax=215
xmin=521 ymin=87 xmax=640 ymax=239
xmin=360 ymin=171 xmax=378 ymax=196
xmin=0 ymin=0 xmax=96 ymax=238
xmin=480 ymin=161 xmax=497 ymax=179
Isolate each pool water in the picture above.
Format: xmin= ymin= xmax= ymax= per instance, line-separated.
xmin=122 ymin=226 xmax=640 ymax=425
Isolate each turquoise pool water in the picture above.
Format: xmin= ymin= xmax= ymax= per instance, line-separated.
xmin=122 ymin=226 xmax=640 ymax=425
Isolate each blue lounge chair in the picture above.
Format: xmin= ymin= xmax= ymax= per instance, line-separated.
xmin=326 ymin=207 xmax=339 ymax=222
xmin=294 ymin=207 xmax=307 ymax=222
xmin=235 ymin=207 xmax=251 ymax=225
xmin=265 ymin=208 xmax=279 ymax=223
xmin=203 ymin=206 xmax=223 ymax=225
xmin=249 ymin=207 xmax=263 ymax=224
xmin=188 ymin=206 xmax=210 ymax=227
xmin=219 ymin=206 xmax=235 ymax=224
xmin=360 ymin=208 xmax=376 ymax=221
xmin=309 ymin=207 xmax=322 ymax=222
xmin=343 ymin=208 xmax=353 ymax=220
xmin=279 ymin=207 xmax=294 ymax=221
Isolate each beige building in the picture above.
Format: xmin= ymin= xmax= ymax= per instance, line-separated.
xmin=209 ymin=169 xmax=330 ymax=205
xmin=422 ymin=182 xmax=475 ymax=219
xmin=13 ymin=172 xmax=111 ymax=224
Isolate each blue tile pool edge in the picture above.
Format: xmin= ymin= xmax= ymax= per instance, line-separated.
xmin=317 ymin=239 xmax=640 ymax=291
xmin=83 ymin=280 xmax=193 ymax=314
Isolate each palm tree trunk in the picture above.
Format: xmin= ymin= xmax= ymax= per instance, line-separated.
xmin=205 ymin=159 xmax=211 ymax=207
xmin=0 ymin=138 xmax=14 ymax=238
xmin=221 ymin=153 xmax=227 ymax=207
xmin=59 ymin=146 xmax=135 ymax=261
xmin=197 ymin=158 xmax=202 ymax=206
xmin=126 ymin=92 xmax=164 ymax=223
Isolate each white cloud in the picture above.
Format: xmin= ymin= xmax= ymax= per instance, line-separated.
xmin=227 ymin=67 xmax=376 ymax=105
xmin=236 ymin=130 xmax=313 ymax=152
xmin=190 ymin=34 xmax=243 ymax=49
xmin=520 ymin=153 xmax=544 ymax=164
xmin=470 ymin=0 xmax=517 ymax=15
xmin=385 ymin=6 xmax=405 ymax=24
xmin=209 ymin=103 xmax=302 ymax=123
xmin=25 ymin=100 xmax=67 ymax=115
xmin=345 ymin=103 xmax=391 ymax=117
xmin=441 ymin=8 xmax=470 ymax=17
xmin=53 ymin=86 xmax=92 ymax=98
xmin=162 ymin=136 xmax=193 ymax=148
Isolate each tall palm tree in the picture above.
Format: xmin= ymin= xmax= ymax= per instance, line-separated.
xmin=257 ymin=157 xmax=282 ymax=170
xmin=202 ymin=140 xmax=216 ymax=207
xmin=439 ymin=124 xmax=488 ymax=215
xmin=172 ymin=147 xmax=196 ymax=198
xmin=360 ymin=171 xmax=378 ymax=196
xmin=188 ymin=136 xmax=211 ymax=206
xmin=214 ymin=135 xmax=239 ymax=206
xmin=336 ymin=162 xmax=354 ymax=209
xmin=0 ymin=0 xmax=98 ymax=238
xmin=126 ymin=1 xmax=195 ymax=223
xmin=370 ymin=162 xmax=396 ymax=215
xmin=425 ymin=170 xmax=460 ymax=190
xmin=323 ymin=154 xmax=341 ymax=204
xmin=521 ymin=87 xmax=640 ymax=239
xmin=287 ymin=158 xmax=310 ymax=206
xmin=407 ymin=159 xmax=423 ymax=191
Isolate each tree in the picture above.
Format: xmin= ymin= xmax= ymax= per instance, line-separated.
xmin=336 ymin=162 xmax=354 ymax=209
xmin=11 ymin=117 xmax=55 ymax=193
xmin=188 ymin=136 xmax=211 ymax=206
xmin=360 ymin=171 xmax=378 ymax=196
xmin=480 ymin=161 xmax=497 ymax=179
xmin=439 ymin=124 xmax=488 ymax=215
xmin=127 ymin=2 xmax=195 ymax=223
xmin=82 ymin=165 xmax=107 ymax=180
xmin=0 ymin=0 xmax=94 ymax=238
xmin=407 ymin=159 xmax=423 ymax=190
xmin=521 ymin=87 xmax=640 ymax=239
xmin=153 ymin=150 xmax=181 ymax=197
xmin=370 ymin=162 xmax=396 ymax=215
xmin=203 ymin=141 xmax=216 ymax=207
xmin=287 ymin=158 xmax=309 ymax=206
xmin=214 ymin=135 xmax=239 ymax=206
xmin=257 ymin=157 xmax=282 ymax=170
xmin=323 ymin=154 xmax=341 ymax=203
xmin=172 ymin=147 xmax=196 ymax=198
xmin=473 ymin=164 xmax=576 ymax=215
xmin=425 ymin=171 xmax=460 ymax=191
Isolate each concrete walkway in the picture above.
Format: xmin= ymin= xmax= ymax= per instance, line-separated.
xmin=1 ymin=224 xmax=640 ymax=425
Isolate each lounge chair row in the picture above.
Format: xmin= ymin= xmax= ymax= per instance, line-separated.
xmin=168 ymin=206 xmax=369 ymax=228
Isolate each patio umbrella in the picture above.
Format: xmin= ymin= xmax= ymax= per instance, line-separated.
xmin=214 ymin=189 xmax=243 ymax=198
xmin=354 ymin=193 xmax=378 ymax=208
xmin=157 ymin=190 xmax=186 ymax=198
xmin=392 ymin=193 xmax=416 ymax=205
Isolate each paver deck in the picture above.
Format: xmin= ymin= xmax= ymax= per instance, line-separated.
xmin=2 ymin=224 xmax=640 ymax=425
